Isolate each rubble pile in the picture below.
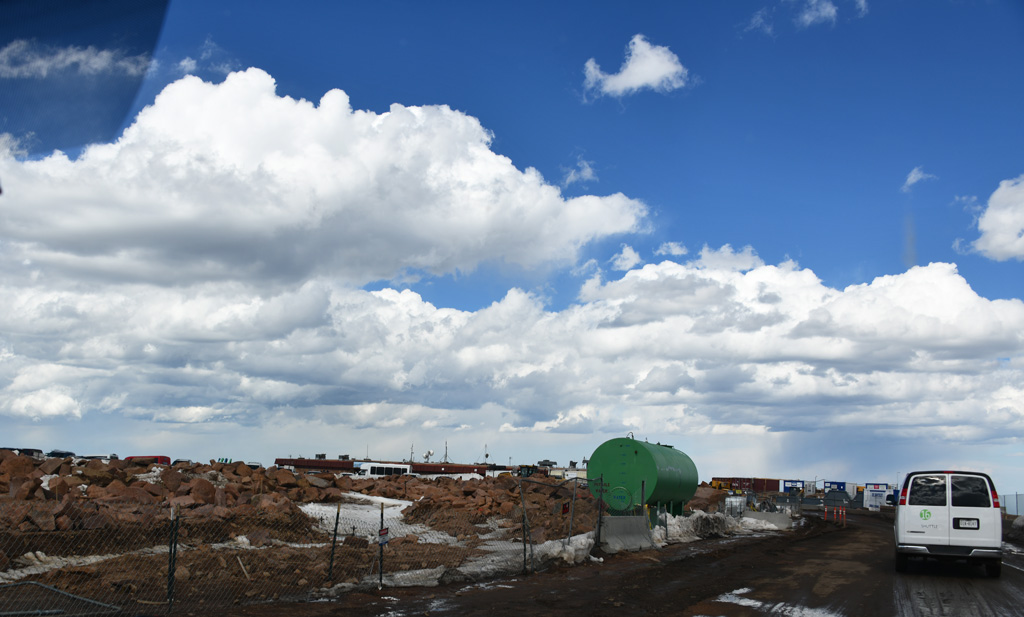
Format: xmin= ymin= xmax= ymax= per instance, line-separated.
xmin=2 ymin=449 xmax=726 ymax=540
xmin=0 ymin=450 xmax=595 ymax=542
xmin=684 ymin=483 xmax=729 ymax=513
xmin=401 ymin=474 xmax=596 ymax=544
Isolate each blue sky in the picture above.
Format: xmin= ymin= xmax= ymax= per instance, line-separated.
xmin=1 ymin=1 xmax=1023 ymax=492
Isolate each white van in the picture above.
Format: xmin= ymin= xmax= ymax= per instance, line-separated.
xmin=894 ymin=470 xmax=1002 ymax=577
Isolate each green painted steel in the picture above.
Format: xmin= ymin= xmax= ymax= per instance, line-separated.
xmin=587 ymin=438 xmax=698 ymax=512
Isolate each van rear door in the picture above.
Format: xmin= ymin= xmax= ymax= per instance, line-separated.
xmin=948 ymin=473 xmax=999 ymax=550
xmin=903 ymin=473 xmax=949 ymax=546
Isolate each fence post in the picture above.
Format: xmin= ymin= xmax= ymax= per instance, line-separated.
xmin=518 ymin=477 xmax=535 ymax=573
xmin=378 ymin=502 xmax=384 ymax=590
xmin=167 ymin=504 xmax=179 ymax=615
xmin=521 ymin=479 xmax=528 ymax=573
xmin=596 ymin=475 xmax=604 ymax=546
xmin=566 ymin=477 xmax=577 ymax=545
xmin=641 ymin=480 xmax=646 ymax=516
xmin=327 ymin=503 xmax=341 ymax=582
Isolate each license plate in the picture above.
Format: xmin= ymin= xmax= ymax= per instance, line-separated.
xmin=954 ymin=518 xmax=979 ymax=529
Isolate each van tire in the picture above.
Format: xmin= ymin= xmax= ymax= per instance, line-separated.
xmin=985 ymin=560 xmax=1001 ymax=578
xmin=895 ymin=551 xmax=908 ymax=573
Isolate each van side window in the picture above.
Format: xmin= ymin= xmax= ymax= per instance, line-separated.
xmin=908 ymin=475 xmax=946 ymax=506
xmin=951 ymin=475 xmax=991 ymax=507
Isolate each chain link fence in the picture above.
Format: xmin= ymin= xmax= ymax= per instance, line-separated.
xmin=0 ymin=474 xmax=774 ymax=615
xmin=1002 ymin=493 xmax=1024 ymax=517
xmin=1 ymin=476 xmax=603 ymax=615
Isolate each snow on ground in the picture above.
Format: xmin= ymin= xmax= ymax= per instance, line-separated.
xmin=739 ymin=516 xmax=785 ymax=532
xmin=0 ymin=547 xmax=171 ymax=584
xmin=708 ymin=587 xmax=843 ymax=617
xmin=299 ymin=494 xmax=457 ymax=544
xmin=532 ymin=532 xmax=595 ymax=565
xmin=131 ymin=468 xmax=165 ymax=484
xmin=651 ymin=511 xmax=784 ymax=547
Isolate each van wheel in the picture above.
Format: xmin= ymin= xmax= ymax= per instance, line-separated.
xmin=985 ymin=560 xmax=1001 ymax=578
xmin=895 ymin=551 xmax=908 ymax=573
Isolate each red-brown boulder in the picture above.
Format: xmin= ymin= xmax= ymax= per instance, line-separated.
xmin=80 ymin=467 xmax=115 ymax=486
xmin=144 ymin=483 xmax=168 ymax=498
xmin=39 ymin=458 xmax=63 ymax=475
xmin=168 ymin=495 xmax=196 ymax=509
xmin=190 ymin=478 xmax=217 ymax=504
xmin=0 ymin=455 xmax=36 ymax=478
xmin=15 ymin=478 xmax=40 ymax=500
xmin=234 ymin=461 xmax=253 ymax=477
xmin=104 ymin=480 xmax=128 ymax=499
xmin=28 ymin=506 xmax=56 ymax=531
xmin=123 ymin=487 xmax=156 ymax=504
xmin=49 ymin=477 xmax=70 ymax=499
xmin=273 ymin=469 xmax=298 ymax=488
xmin=160 ymin=468 xmax=183 ymax=492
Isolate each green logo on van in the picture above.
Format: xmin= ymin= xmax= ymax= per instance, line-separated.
xmin=920 ymin=509 xmax=932 ymax=521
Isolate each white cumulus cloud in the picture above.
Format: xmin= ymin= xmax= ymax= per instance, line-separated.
xmin=0 ymin=69 xmax=647 ymax=287
xmin=971 ymin=174 xmax=1024 ymax=261
xmin=655 ymin=242 xmax=688 ymax=257
xmin=583 ymin=34 xmax=689 ymax=99
xmin=611 ymin=245 xmax=643 ymax=271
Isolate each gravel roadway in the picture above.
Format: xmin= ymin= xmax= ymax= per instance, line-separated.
xmin=222 ymin=511 xmax=1024 ymax=617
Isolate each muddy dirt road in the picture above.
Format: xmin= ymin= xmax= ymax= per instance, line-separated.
xmin=224 ymin=512 xmax=1024 ymax=617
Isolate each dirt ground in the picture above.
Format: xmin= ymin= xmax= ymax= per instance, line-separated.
xmin=216 ymin=511 xmax=1024 ymax=617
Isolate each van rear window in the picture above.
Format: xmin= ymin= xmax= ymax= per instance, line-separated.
xmin=951 ymin=475 xmax=991 ymax=507
xmin=908 ymin=475 xmax=946 ymax=506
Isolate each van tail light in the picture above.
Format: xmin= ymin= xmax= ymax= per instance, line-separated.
xmin=992 ymin=491 xmax=1000 ymax=508
xmin=899 ymin=487 xmax=908 ymax=506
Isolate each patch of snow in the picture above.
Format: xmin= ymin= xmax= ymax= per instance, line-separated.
xmin=299 ymin=498 xmax=455 ymax=545
xmin=132 ymin=469 xmax=164 ymax=484
xmin=0 ymin=546 xmax=172 ymax=584
xmin=740 ymin=516 xmax=782 ymax=531
xmin=533 ymin=532 xmax=595 ymax=566
xmin=652 ymin=510 xmax=748 ymax=547
xmin=713 ymin=587 xmax=842 ymax=617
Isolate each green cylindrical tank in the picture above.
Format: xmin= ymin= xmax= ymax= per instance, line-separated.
xmin=587 ymin=437 xmax=698 ymax=514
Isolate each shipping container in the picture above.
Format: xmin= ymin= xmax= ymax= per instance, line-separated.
xmin=753 ymin=478 xmax=781 ymax=493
